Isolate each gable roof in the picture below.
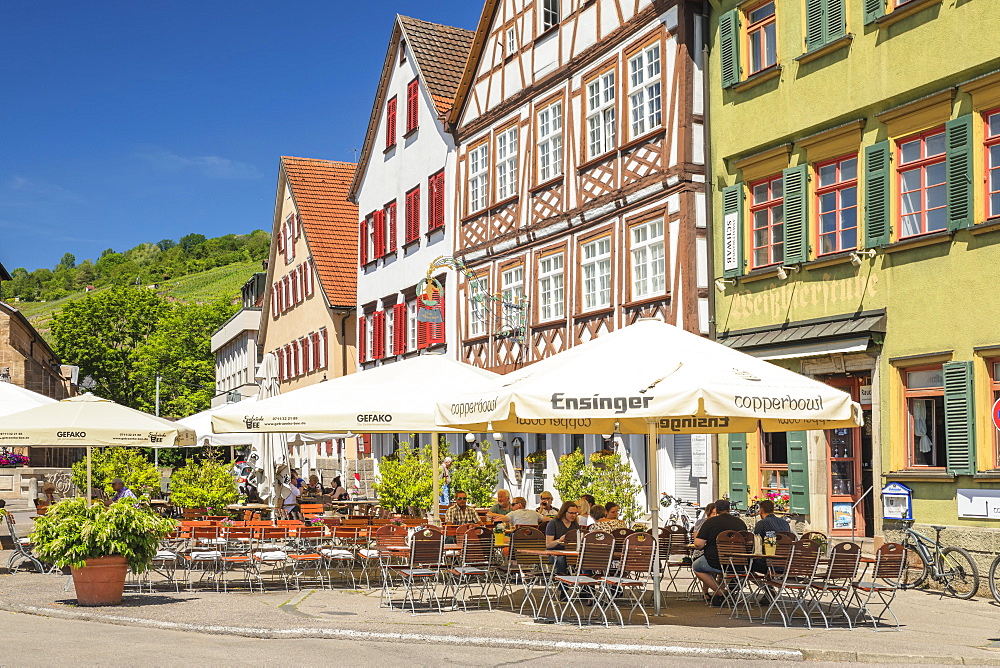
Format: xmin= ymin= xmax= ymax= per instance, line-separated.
xmin=348 ymin=15 xmax=474 ymax=200
xmin=447 ymin=0 xmax=500 ymax=127
xmin=281 ymin=156 xmax=358 ymax=308
xmin=0 ymin=262 xmax=10 ymax=282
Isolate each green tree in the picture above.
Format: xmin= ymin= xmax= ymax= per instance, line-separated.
xmin=167 ymin=451 xmax=239 ymax=511
xmin=71 ymin=447 xmax=160 ymax=497
xmin=179 ymin=233 xmax=206 ymax=252
xmin=373 ymin=443 xmax=433 ymax=514
xmin=50 ymin=287 xmax=167 ymax=407
xmin=156 ymin=239 xmax=176 ymax=251
xmin=553 ymin=449 xmax=592 ymax=506
xmin=588 ymin=452 xmax=643 ymax=524
xmin=450 ymin=441 xmax=503 ymax=507
xmin=58 ymin=253 xmax=76 ymax=269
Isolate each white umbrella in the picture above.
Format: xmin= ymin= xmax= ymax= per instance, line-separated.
xmin=177 ymin=399 xmax=256 ymax=452
xmin=0 ymin=382 xmax=56 ymax=417
xmin=247 ymin=353 xmax=291 ymax=512
xmin=213 ymin=354 xmax=501 ymax=519
xmin=435 ymin=318 xmax=863 ymax=614
xmin=0 ymin=393 xmax=196 ymax=498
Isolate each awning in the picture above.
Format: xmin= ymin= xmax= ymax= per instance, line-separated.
xmin=719 ymin=310 xmax=885 ymax=359
xmin=747 ymin=336 xmax=871 ymax=360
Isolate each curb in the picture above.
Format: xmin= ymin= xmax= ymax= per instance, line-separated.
xmin=0 ymin=600 xmax=804 ymax=661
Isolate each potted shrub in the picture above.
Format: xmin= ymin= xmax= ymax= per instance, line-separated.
xmin=30 ymin=498 xmax=176 ymax=606
xmin=168 ymin=454 xmax=240 ymax=514
xmin=0 ymin=451 xmax=29 ymax=468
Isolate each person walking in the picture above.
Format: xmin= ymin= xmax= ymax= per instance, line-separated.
xmin=440 ymin=457 xmax=453 ymax=505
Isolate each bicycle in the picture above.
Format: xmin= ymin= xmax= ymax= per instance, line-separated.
xmin=659 ymin=493 xmax=703 ymax=530
xmin=728 ymin=499 xmax=759 ymax=519
xmin=890 ymin=521 xmax=979 ymax=599
xmin=988 ymin=553 xmax=1000 ymax=604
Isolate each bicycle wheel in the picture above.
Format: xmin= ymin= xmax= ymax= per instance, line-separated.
xmin=889 ymin=545 xmax=928 ymax=589
xmin=939 ymin=546 xmax=980 ymax=600
xmin=989 ymin=555 xmax=1000 ymax=604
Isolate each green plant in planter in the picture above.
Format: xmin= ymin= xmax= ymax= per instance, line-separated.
xmin=71 ymin=447 xmax=159 ymax=497
xmin=588 ymin=452 xmax=643 ymax=525
xmin=553 ymin=449 xmax=592 ymax=504
xmin=168 ymin=452 xmax=239 ymax=510
xmin=450 ymin=441 xmax=502 ymax=507
xmin=373 ymin=442 xmax=433 ymax=513
xmin=30 ymin=498 xmax=177 ymax=572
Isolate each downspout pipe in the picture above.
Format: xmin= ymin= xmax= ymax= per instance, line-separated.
xmin=338 ymin=308 xmax=354 ymax=377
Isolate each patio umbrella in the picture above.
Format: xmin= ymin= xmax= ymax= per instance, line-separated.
xmin=212 ymin=354 xmax=501 ymax=519
xmin=245 ymin=352 xmax=292 ymax=513
xmin=0 ymin=381 xmax=56 ymax=416
xmin=435 ymin=318 xmax=863 ymax=614
xmin=0 ymin=393 xmax=196 ymax=498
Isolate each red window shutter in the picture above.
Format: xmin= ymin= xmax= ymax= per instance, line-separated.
xmin=405 ymin=187 xmax=420 ymax=243
xmin=284 ymin=344 xmax=293 ymax=379
xmin=386 ymin=96 xmax=397 ymax=149
xmin=280 ymin=276 xmax=288 ymax=311
xmin=387 ymin=202 xmax=397 ymax=253
xmin=311 ymin=331 xmax=321 ymax=369
xmin=302 ymin=336 xmax=312 ymax=373
xmin=277 ymin=225 xmax=285 ymax=253
xmin=373 ymin=209 xmax=385 ymax=259
xmin=428 ymin=287 xmax=446 ymax=346
xmin=276 ymin=348 xmax=285 ymax=381
xmin=373 ymin=310 xmax=385 ymax=359
xmin=359 ymin=218 xmax=368 ymax=266
xmin=406 ymin=79 xmax=419 ymax=133
xmin=392 ymin=302 xmax=407 ymax=355
xmin=305 ymin=259 xmax=314 ymax=297
xmin=358 ymin=316 xmax=367 ymax=363
xmin=320 ymin=328 xmax=328 ymax=369
xmin=430 ymin=171 xmax=445 ymax=230
xmin=294 ymin=213 xmax=301 ymax=238
xmin=285 ymin=217 xmax=295 ymax=263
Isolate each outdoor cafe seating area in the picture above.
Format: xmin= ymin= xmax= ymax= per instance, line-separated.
xmin=104 ymin=509 xmax=907 ymax=631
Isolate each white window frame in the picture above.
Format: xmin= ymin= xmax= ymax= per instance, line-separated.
xmin=468 ymin=142 xmax=489 ymax=213
xmin=506 ymin=27 xmax=516 ymax=55
xmin=496 ymin=126 xmax=519 ymax=200
xmin=581 ymin=237 xmax=612 ymax=311
xmin=469 ymin=277 xmax=489 ymax=338
xmin=628 ymin=43 xmax=662 ymax=139
xmin=586 ymin=71 xmax=616 ymax=159
xmin=501 ymin=266 xmax=524 ymax=330
xmin=407 ymin=300 xmax=418 ymax=352
xmin=630 ymin=218 xmax=665 ymax=300
xmin=386 ymin=307 xmax=395 ymax=357
xmin=537 ymin=101 xmax=563 ymax=182
xmin=541 ymin=0 xmax=560 ymax=31
xmin=538 ymin=253 xmax=565 ymax=321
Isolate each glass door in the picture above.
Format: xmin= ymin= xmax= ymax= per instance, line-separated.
xmin=825 ymin=377 xmax=866 ymax=536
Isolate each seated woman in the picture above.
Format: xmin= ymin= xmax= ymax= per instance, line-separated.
xmin=591 ymin=501 xmax=630 ymax=532
xmin=302 ymin=474 xmax=323 ymax=496
xmin=330 ymin=476 xmax=349 ymax=500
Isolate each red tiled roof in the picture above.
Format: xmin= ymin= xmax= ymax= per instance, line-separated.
xmin=282 ymin=157 xmax=358 ymax=307
xmin=398 ymin=16 xmax=475 ymax=117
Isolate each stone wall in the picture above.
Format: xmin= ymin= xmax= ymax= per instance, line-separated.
xmin=312 ymin=457 xmax=376 ymax=497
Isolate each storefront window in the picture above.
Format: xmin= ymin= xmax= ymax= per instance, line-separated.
xmin=829 ymin=428 xmax=854 ymax=495
xmin=904 ymin=366 xmax=946 ymax=467
xmin=760 ymin=432 xmax=788 ymax=495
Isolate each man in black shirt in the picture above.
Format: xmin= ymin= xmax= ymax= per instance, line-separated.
xmin=692 ymin=499 xmax=747 ymax=602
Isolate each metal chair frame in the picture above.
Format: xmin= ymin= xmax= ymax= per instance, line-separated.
xmin=852 ymin=542 xmax=906 ymax=631
xmin=603 ymin=532 xmax=656 ymax=627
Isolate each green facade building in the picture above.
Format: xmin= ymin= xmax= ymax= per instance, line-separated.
xmin=707 ymin=0 xmax=1000 ymax=562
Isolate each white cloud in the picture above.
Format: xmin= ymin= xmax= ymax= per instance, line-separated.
xmin=138 ymin=148 xmax=262 ymax=180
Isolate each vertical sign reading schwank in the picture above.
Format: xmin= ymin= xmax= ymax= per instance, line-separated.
xmin=723 ymin=212 xmax=740 ymax=273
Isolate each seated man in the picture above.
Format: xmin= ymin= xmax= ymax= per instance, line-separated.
xmin=103 ymin=478 xmax=137 ymax=506
xmin=691 ymin=499 xmax=746 ymax=605
xmin=751 ymin=499 xmax=794 ymax=574
xmin=485 ymin=489 xmax=514 ymax=523
xmin=443 ymin=491 xmax=480 ymax=525
xmin=506 ymin=497 xmax=547 ymax=526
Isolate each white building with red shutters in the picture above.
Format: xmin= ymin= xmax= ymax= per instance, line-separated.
xmin=349 ymin=16 xmax=475 ymax=457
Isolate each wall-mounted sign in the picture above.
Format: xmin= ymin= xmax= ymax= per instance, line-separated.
xmin=957 ymin=488 xmax=1000 ymax=520
xmin=832 ymin=502 xmax=854 ymax=529
xmin=723 ymin=212 xmax=740 ymax=272
xmin=690 ymin=434 xmax=709 ymax=479
xmin=881 ymin=482 xmax=913 ymax=520
xmin=860 ymin=385 xmax=872 ymax=405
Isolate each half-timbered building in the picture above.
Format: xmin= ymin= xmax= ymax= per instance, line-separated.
xmin=449 ymin=0 xmax=711 ymax=507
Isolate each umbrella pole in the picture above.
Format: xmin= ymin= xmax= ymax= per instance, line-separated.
xmin=647 ymin=420 xmax=661 ymax=616
xmin=86 ymin=446 xmax=92 ymax=502
xmin=431 ymin=432 xmax=440 ymax=526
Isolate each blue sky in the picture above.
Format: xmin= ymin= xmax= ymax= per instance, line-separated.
xmin=0 ymin=1 xmax=482 ymax=272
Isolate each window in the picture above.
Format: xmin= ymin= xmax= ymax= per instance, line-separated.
xmin=386 ymin=308 xmax=394 ymax=358
xmin=284 ymin=216 xmax=295 ymax=264
xmin=469 ymin=276 xmax=489 ymax=338
xmin=365 ymin=316 xmax=374 ymax=365
xmin=581 ymin=237 xmax=611 ymax=310
xmin=904 ymin=367 xmax=946 ymax=467
xmin=386 ymin=201 xmax=397 ymax=253
xmin=541 ymin=0 xmax=560 ymax=31
xmin=986 ymin=110 xmax=1000 ymax=220
xmin=405 ymin=186 xmax=421 ymax=244
xmin=628 ymin=44 xmax=661 ymax=138
xmin=538 ymin=253 xmax=564 ymax=321
xmin=750 ymin=174 xmax=784 ymax=268
xmin=816 ymin=155 xmax=858 ymax=255
xmin=496 ymin=126 xmax=519 ymax=200
xmin=587 ymin=71 xmax=616 ymax=159
xmin=407 ymin=300 xmax=418 ymax=352
xmin=406 ymin=79 xmax=419 ymax=133
xmin=630 ymin=218 xmax=665 ymax=300
xmin=386 ymin=96 xmax=397 ymax=149
xmin=760 ymin=432 xmax=789 ymax=496
xmin=428 ymin=170 xmax=445 ymax=230
xmin=506 ymin=27 xmax=516 ymax=55
xmin=501 ymin=265 xmax=524 ymax=330
xmin=898 ymin=128 xmax=947 ymax=238
xmin=468 ymin=142 xmax=489 ymax=213
xmin=537 ymin=101 xmax=563 ymax=182
xmin=746 ymin=2 xmax=777 ymax=75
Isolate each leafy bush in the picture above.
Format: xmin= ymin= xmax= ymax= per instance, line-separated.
xmin=450 ymin=441 xmax=502 ymax=507
xmin=553 ymin=449 xmax=642 ymax=524
xmin=553 ymin=449 xmax=591 ymax=505
xmin=373 ymin=443 xmax=432 ymax=514
xmin=71 ymin=447 xmax=160 ymax=497
xmin=31 ymin=497 xmax=177 ymax=572
xmin=167 ymin=452 xmax=239 ymax=510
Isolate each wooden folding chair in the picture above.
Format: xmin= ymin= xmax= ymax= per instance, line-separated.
xmin=603 ymin=532 xmax=656 ymax=627
xmin=852 ymin=542 xmax=906 ymax=631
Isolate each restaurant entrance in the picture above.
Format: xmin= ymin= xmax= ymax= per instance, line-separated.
xmin=823 ymin=375 xmax=873 ymax=537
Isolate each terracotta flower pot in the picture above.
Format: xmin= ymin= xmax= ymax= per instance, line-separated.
xmin=70 ymin=555 xmax=129 ymax=606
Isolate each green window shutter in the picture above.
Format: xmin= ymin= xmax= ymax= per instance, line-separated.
xmin=943 ymin=361 xmax=976 ymax=475
xmin=786 ymin=431 xmax=810 ymax=514
xmin=864 ymin=141 xmax=892 ymax=248
xmin=722 ymin=183 xmax=745 ymax=278
xmin=946 ymin=115 xmax=974 ymax=231
xmin=805 ymin=0 xmax=825 ymax=52
xmin=782 ymin=165 xmax=809 ymax=264
xmin=720 ymin=10 xmax=741 ymax=89
xmin=823 ymin=0 xmax=847 ymax=43
xmin=728 ymin=433 xmax=749 ymax=507
xmin=863 ymin=0 xmax=885 ymax=24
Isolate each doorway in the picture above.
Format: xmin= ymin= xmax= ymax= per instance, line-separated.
xmin=824 ymin=375 xmax=873 ymax=537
